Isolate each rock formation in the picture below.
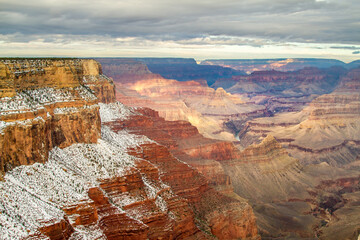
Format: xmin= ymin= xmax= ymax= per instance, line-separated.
xmin=234 ymin=67 xmax=360 ymax=238
xmin=0 ymin=58 xmax=260 ymax=240
xmin=241 ymin=68 xmax=360 ymax=166
xmin=106 ymin=106 xmax=260 ymax=239
xmin=1 ymin=57 xmax=359 ymax=240
xmin=98 ymin=58 xmax=268 ymax=141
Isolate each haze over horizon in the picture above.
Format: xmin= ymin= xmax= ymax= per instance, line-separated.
xmin=1 ymin=0 xmax=360 ymax=62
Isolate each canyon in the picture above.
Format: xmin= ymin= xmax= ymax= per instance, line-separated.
xmin=0 ymin=57 xmax=359 ymax=240
xmin=97 ymin=57 xmax=360 ymax=239
xmin=0 ymin=58 xmax=260 ymax=240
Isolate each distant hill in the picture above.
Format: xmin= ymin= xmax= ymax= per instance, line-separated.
xmin=201 ymin=58 xmax=348 ymax=74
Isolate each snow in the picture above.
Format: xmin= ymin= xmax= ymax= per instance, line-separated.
xmin=69 ymin=225 xmax=106 ymax=240
xmin=0 ymin=116 xmax=45 ymax=134
xmin=0 ymin=86 xmax=96 ymax=116
xmin=53 ymin=104 xmax=98 ymax=114
xmin=0 ymin=101 xmax=173 ymax=239
xmin=99 ymin=102 xmax=133 ymax=122
xmin=0 ymin=124 xmax=148 ymax=239
xmin=83 ymin=74 xmax=112 ymax=84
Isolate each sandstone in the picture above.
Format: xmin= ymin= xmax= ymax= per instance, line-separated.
xmin=0 ymin=59 xmax=115 ymax=176
xmin=38 ymin=218 xmax=74 ymax=240
xmin=107 ymin=107 xmax=260 ymax=240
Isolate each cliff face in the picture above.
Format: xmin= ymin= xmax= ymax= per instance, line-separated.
xmin=0 ymin=59 xmax=83 ymax=98
xmin=82 ymin=59 xmax=116 ymax=104
xmin=0 ymin=59 xmax=116 ymax=176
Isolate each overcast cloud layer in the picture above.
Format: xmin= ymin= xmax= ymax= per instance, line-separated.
xmin=0 ymin=0 xmax=359 ymax=61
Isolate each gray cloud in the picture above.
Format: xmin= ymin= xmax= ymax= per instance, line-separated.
xmin=331 ymin=46 xmax=360 ymax=50
xmin=0 ymin=0 xmax=359 ymax=45
xmin=353 ymin=51 xmax=360 ymax=54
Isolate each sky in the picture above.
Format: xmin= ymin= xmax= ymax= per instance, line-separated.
xmin=0 ymin=0 xmax=359 ymax=62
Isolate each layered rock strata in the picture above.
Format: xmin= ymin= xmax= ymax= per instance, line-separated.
xmin=0 ymin=59 xmax=260 ymax=240
xmin=106 ymin=107 xmax=260 ymax=240
xmin=98 ymin=58 xmax=266 ymax=141
xmin=240 ymin=68 xmax=360 ymax=166
xmin=0 ymin=59 xmax=114 ymax=176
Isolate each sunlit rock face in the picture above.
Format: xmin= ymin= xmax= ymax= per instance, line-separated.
xmin=0 ymin=59 xmax=108 ymax=176
xmin=99 ymin=58 xmax=268 ymax=142
xmin=82 ymin=59 xmax=116 ymax=104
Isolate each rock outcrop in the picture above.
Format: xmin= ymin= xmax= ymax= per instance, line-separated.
xmin=82 ymin=59 xmax=116 ymax=103
xmin=0 ymin=59 xmax=115 ymax=176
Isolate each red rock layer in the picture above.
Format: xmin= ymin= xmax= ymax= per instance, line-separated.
xmin=38 ymin=218 xmax=74 ymax=240
xmin=87 ymin=187 xmax=149 ymax=240
xmin=106 ymin=108 xmax=260 ymax=240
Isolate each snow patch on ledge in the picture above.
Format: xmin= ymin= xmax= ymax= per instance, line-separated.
xmin=0 ymin=116 xmax=46 ymax=134
xmin=99 ymin=102 xmax=133 ymax=122
xmin=0 ymin=86 xmax=96 ymax=116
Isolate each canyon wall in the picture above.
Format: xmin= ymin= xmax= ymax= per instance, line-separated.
xmin=241 ymin=68 xmax=360 ymax=166
xmin=0 ymin=59 xmax=116 ymax=176
xmin=0 ymin=59 xmax=260 ymax=240
xmin=233 ymin=68 xmax=360 ymax=238
xmin=99 ymin=58 xmax=268 ymax=141
xmin=132 ymin=57 xmax=245 ymax=86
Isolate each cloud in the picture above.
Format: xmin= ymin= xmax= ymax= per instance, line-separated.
xmin=353 ymin=51 xmax=360 ymax=54
xmin=331 ymin=46 xmax=360 ymax=50
xmin=0 ymin=0 xmax=359 ymax=62
xmin=0 ymin=0 xmax=359 ymax=44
